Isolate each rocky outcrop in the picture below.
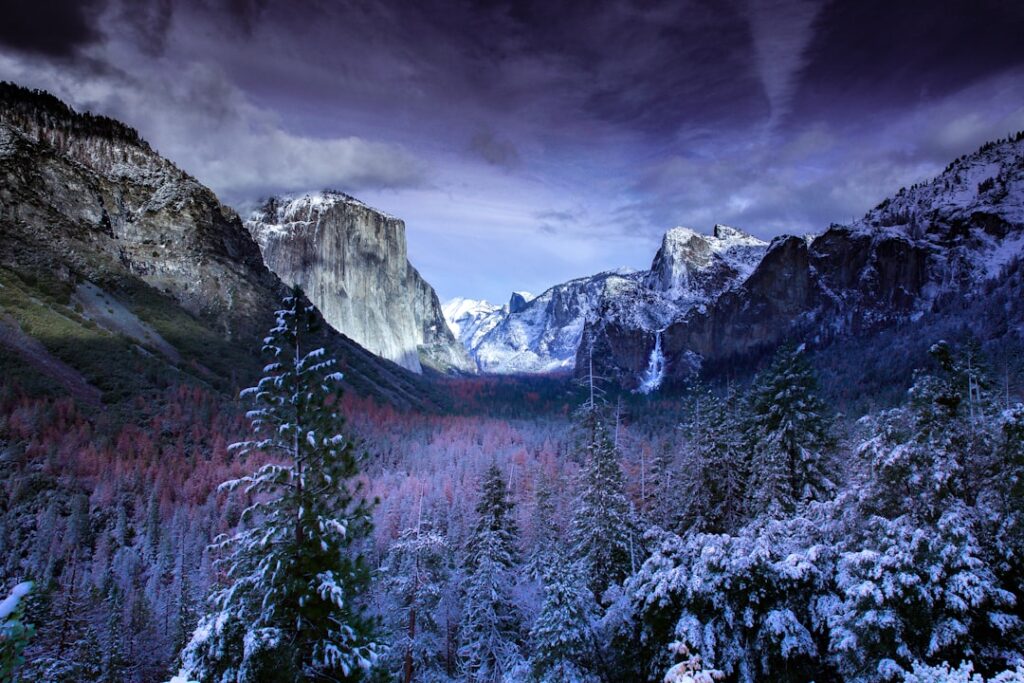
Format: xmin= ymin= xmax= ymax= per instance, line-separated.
xmin=0 ymin=82 xmax=276 ymax=342
xmin=645 ymin=225 xmax=765 ymax=300
xmin=0 ymin=82 xmax=437 ymax=409
xmin=246 ymin=191 xmax=473 ymax=374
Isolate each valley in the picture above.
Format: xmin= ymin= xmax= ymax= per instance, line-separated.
xmin=1 ymin=71 xmax=1023 ymax=683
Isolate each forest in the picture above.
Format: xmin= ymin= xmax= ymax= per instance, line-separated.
xmin=1 ymin=291 xmax=1022 ymax=683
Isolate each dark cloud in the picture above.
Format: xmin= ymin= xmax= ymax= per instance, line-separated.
xmin=113 ymin=0 xmax=175 ymax=56
xmin=469 ymin=130 xmax=520 ymax=168
xmin=791 ymin=0 xmax=1024 ymax=124
xmin=1 ymin=0 xmax=1023 ymax=301
xmin=0 ymin=0 xmax=107 ymax=57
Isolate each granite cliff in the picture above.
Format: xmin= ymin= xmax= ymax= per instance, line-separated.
xmin=246 ymin=192 xmax=473 ymax=374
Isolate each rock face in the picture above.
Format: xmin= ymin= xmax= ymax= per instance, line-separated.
xmin=0 ymin=82 xmax=276 ymax=342
xmin=649 ymin=132 xmax=1024 ymax=385
xmin=246 ymin=192 xmax=473 ymax=374
xmin=0 ymin=83 xmax=436 ymax=408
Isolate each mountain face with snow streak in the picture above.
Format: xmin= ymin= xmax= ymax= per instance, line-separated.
xmin=639 ymin=131 xmax=1024 ymax=387
xmin=448 ymin=227 xmax=767 ymax=374
xmin=246 ymin=191 xmax=473 ymax=374
xmin=448 ymin=133 xmax=1024 ymax=389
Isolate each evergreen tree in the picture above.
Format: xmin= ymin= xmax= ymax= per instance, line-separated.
xmin=529 ymin=560 xmax=597 ymax=683
xmin=181 ymin=290 xmax=379 ymax=682
xmin=569 ymin=405 xmax=636 ymax=601
xmin=460 ymin=463 xmax=522 ymax=682
xmin=744 ymin=344 xmax=835 ymax=517
xmin=378 ymin=521 xmax=450 ymax=683
xmin=647 ymin=439 xmax=680 ymax=529
xmin=676 ymin=385 xmax=745 ymax=534
xmin=103 ymin=585 xmax=129 ymax=683
xmin=524 ymin=476 xmax=558 ymax=582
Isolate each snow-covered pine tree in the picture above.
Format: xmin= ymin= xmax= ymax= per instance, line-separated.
xmin=524 ymin=475 xmax=558 ymax=582
xmin=181 ymin=289 xmax=378 ymax=682
xmin=832 ymin=342 xmax=1023 ymax=679
xmin=744 ymin=344 xmax=835 ymax=517
xmin=529 ymin=559 xmax=598 ymax=683
xmin=460 ymin=462 xmax=523 ymax=682
xmin=646 ymin=439 xmax=679 ymax=528
xmin=675 ymin=384 xmax=745 ymax=534
xmin=378 ymin=520 xmax=450 ymax=683
xmin=569 ymin=402 xmax=637 ymax=601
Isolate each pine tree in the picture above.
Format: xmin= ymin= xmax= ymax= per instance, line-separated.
xmin=181 ymin=290 xmax=379 ymax=682
xmin=569 ymin=404 xmax=636 ymax=601
xmin=676 ymin=385 xmax=745 ymax=534
xmin=378 ymin=521 xmax=450 ymax=683
xmin=524 ymin=475 xmax=558 ymax=582
xmin=529 ymin=560 xmax=597 ymax=683
xmin=744 ymin=344 xmax=834 ymax=517
xmin=460 ymin=463 xmax=522 ymax=682
xmin=647 ymin=439 xmax=680 ymax=529
xmin=103 ymin=585 xmax=129 ymax=683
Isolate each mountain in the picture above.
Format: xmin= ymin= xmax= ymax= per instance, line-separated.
xmin=443 ymin=297 xmax=505 ymax=349
xmin=0 ymin=82 xmax=436 ymax=408
xmin=598 ymin=132 xmax=1024 ymax=388
xmin=246 ymin=191 xmax=473 ymax=374
xmin=444 ymin=134 xmax=1024 ymax=392
xmin=447 ymin=225 xmax=766 ymax=375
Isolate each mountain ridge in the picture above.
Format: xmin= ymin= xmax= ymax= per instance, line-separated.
xmin=444 ymin=132 xmax=1024 ymax=391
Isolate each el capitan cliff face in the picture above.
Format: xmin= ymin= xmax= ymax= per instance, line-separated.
xmin=246 ymin=192 xmax=473 ymax=374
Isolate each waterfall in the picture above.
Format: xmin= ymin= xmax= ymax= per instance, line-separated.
xmin=636 ymin=329 xmax=666 ymax=394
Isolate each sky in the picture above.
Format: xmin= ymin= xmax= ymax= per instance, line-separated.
xmin=1 ymin=0 xmax=1023 ymax=303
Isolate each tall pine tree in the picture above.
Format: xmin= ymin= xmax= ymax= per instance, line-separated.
xmin=676 ymin=384 xmax=746 ymax=534
xmin=181 ymin=289 xmax=378 ymax=682
xmin=460 ymin=463 xmax=522 ymax=682
xmin=529 ymin=560 xmax=597 ymax=683
xmin=378 ymin=520 xmax=451 ymax=683
xmin=569 ymin=404 xmax=637 ymax=601
xmin=744 ymin=344 xmax=834 ymax=517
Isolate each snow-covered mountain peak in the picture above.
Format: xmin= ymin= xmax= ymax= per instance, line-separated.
xmin=443 ymin=297 xmax=505 ymax=354
xmin=853 ymin=133 xmax=1024 ymax=239
xmin=509 ymin=291 xmax=534 ymax=313
xmin=710 ymin=224 xmax=768 ymax=250
xmin=646 ymin=225 xmax=767 ymax=300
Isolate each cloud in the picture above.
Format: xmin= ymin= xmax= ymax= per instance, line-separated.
xmin=746 ymin=0 xmax=822 ymax=126
xmin=0 ymin=0 xmax=107 ymax=58
xmin=468 ymin=130 xmax=520 ymax=169
xmin=0 ymin=48 xmax=428 ymax=206
xmin=1 ymin=0 xmax=1023 ymax=303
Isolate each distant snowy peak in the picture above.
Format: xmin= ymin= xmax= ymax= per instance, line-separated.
xmin=509 ymin=291 xmax=534 ymax=313
xmin=448 ymin=225 xmax=766 ymax=376
xmin=442 ymin=297 xmax=505 ymax=353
